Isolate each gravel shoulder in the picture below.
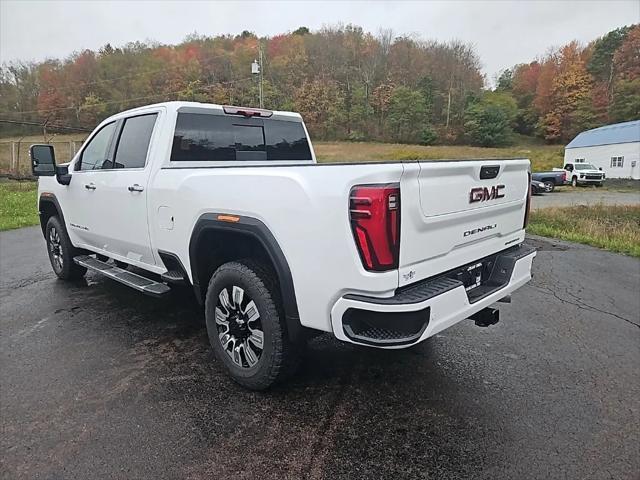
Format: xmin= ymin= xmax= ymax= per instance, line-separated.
xmin=532 ymin=187 xmax=640 ymax=210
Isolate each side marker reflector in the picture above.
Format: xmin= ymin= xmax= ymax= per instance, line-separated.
xmin=217 ymin=214 xmax=240 ymax=223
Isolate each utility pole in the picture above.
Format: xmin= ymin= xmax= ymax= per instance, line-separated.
xmin=252 ymin=43 xmax=264 ymax=109
xmin=258 ymin=42 xmax=264 ymax=108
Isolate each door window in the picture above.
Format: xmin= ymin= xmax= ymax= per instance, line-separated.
xmin=112 ymin=114 xmax=158 ymax=169
xmin=78 ymin=122 xmax=116 ymax=171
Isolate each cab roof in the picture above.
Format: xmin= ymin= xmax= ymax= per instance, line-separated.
xmin=114 ymin=101 xmax=303 ymax=121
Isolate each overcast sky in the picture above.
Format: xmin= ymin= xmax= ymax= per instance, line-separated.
xmin=1 ymin=0 xmax=638 ymax=82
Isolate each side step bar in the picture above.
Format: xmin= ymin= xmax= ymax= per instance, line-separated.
xmin=73 ymin=255 xmax=171 ymax=297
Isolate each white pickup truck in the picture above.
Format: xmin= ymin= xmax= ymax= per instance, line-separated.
xmin=558 ymin=161 xmax=605 ymax=187
xmin=31 ymin=101 xmax=536 ymax=389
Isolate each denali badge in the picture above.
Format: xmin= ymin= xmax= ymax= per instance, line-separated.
xmin=464 ymin=224 xmax=497 ymax=237
xmin=469 ymin=185 xmax=505 ymax=203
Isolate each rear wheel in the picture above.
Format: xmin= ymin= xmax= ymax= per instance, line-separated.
xmin=45 ymin=216 xmax=86 ymax=280
xmin=204 ymin=260 xmax=300 ymax=390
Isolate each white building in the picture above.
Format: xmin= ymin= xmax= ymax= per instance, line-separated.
xmin=564 ymin=120 xmax=640 ymax=180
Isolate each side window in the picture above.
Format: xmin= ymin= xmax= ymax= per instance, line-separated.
xmin=78 ymin=122 xmax=116 ymax=171
xmin=112 ymin=114 xmax=158 ymax=169
xmin=564 ymin=164 xmax=573 ymax=171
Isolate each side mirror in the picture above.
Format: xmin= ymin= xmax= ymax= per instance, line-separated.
xmin=30 ymin=144 xmax=56 ymax=176
xmin=599 ymin=167 xmax=603 ymax=171
xmin=30 ymin=144 xmax=72 ymax=185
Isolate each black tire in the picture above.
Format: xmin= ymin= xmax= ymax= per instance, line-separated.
xmin=571 ymin=176 xmax=578 ymax=187
xmin=543 ymin=181 xmax=555 ymax=192
xmin=595 ymin=182 xmax=603 ymax=188
xmin=204 ymin=259 xmax=300 ymax=390
xmin=45 ymin=216 xmax=87 ymax=280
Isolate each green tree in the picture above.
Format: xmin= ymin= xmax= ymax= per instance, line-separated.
xmin=587 ymin=26 xmax=632 ymax=84
xmin=386 ymin=87 xmax=429 ymax=143
xmin=609 ymin=79 xmax=640 ymax=122
xmin=464 ymin=93 xmax=516 ymax=146
xmin=496 ymin=69 xmax=513 ymax=91
xmin=292 ymin=26 xmax=310 ymax=36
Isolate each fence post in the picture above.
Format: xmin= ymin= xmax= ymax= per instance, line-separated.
xmin=11 ymin=141 xmax=16 ymax=175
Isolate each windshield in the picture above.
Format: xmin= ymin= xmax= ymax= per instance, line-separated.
xmin=574 ymin=163 xmax=597 ymax=170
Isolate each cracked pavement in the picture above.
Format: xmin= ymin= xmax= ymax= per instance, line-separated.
xmin=1 ymin=227 xmax=639 ymax=479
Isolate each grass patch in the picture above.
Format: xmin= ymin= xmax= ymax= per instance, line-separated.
xmin=314 ymin=141 xmax=564 ymax=172
xmin=528 ymin=204 xmax=640 ymax=257
xmin=0 ymin=180 xmax=39 ymax=231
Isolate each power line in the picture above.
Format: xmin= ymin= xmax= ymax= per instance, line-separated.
xmin=0 ymin=119 xmax=92 ymax=132
xmin=0 ymin=77 xmax=255 ymax=117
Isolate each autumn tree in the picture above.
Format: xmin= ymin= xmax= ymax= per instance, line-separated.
xmin=539 ymin=42 xmax=596 ymax=142
xmin=1 ymin=24 xmax=637 ymax=143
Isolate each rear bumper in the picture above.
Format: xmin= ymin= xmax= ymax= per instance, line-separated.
xmin=330 ymin=244 xmax=536 ymax=348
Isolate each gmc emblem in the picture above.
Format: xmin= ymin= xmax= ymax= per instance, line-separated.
xmin=469 ymin=185 xmax=505 ymax=203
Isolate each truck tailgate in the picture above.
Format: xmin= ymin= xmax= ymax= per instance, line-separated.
xmin=398 ymin=159 xmax=530 ymax=287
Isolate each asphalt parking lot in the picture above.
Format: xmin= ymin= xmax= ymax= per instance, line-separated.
xmin=1 ymin=227 xmax=639 ymax=480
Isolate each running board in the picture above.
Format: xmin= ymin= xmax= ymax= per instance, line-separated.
xmin=73 ymin=255 xmax=171 ymax=297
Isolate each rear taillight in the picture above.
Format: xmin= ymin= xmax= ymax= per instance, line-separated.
xmin=349 ymin=184 xmax=400 ymax=272
xmin=562 ymin=171 xmax=567 ymax=183
xmin=523 ymin=171 xmax=532 ymax=228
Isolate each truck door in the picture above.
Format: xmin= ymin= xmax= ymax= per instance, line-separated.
xmin=93 ymin=112 xmax=159 ymax=266
xmin=63 ymin=120 xmax=118 ymax=249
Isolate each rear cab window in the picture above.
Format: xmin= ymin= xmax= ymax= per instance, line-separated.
xmin=170 ymin=113 xmax=312 ymax=163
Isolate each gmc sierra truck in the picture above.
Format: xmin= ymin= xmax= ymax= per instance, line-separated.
xmin=30 ymin=101 xmax=536 ymax=390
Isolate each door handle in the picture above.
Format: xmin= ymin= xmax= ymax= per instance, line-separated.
xmin=85 ymin=183 xmax=96 ymax=190
xmin=128 ymin=184 xmax=144 ymax=192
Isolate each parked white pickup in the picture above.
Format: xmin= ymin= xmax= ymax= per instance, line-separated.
xmin=555 ymin=161 xmax=605 ymax=187
xmin=31 ymin=101 xmax=536 ymax=389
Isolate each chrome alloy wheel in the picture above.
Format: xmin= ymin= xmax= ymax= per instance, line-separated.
xmin=215 ymin=286 xmax=264 ymax=369
xmin=48 ymin=226 xmax=63 ymax=270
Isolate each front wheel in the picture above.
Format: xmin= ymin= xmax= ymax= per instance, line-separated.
xmin=571 ymin=176 xmax=578 ymax=187
xmin=543 ymin=181 xmax=555 ymax=193
xmin=45 ymin=216 xmax=87 ymax=280
xmin=204 ymin=260 xmax=300 ymax=390
xmin=595 ymin=182 xmax=603 ymax=188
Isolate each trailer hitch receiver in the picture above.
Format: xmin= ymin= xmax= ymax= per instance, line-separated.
xmin=469 ymin=307 xmax=499 ymax=327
